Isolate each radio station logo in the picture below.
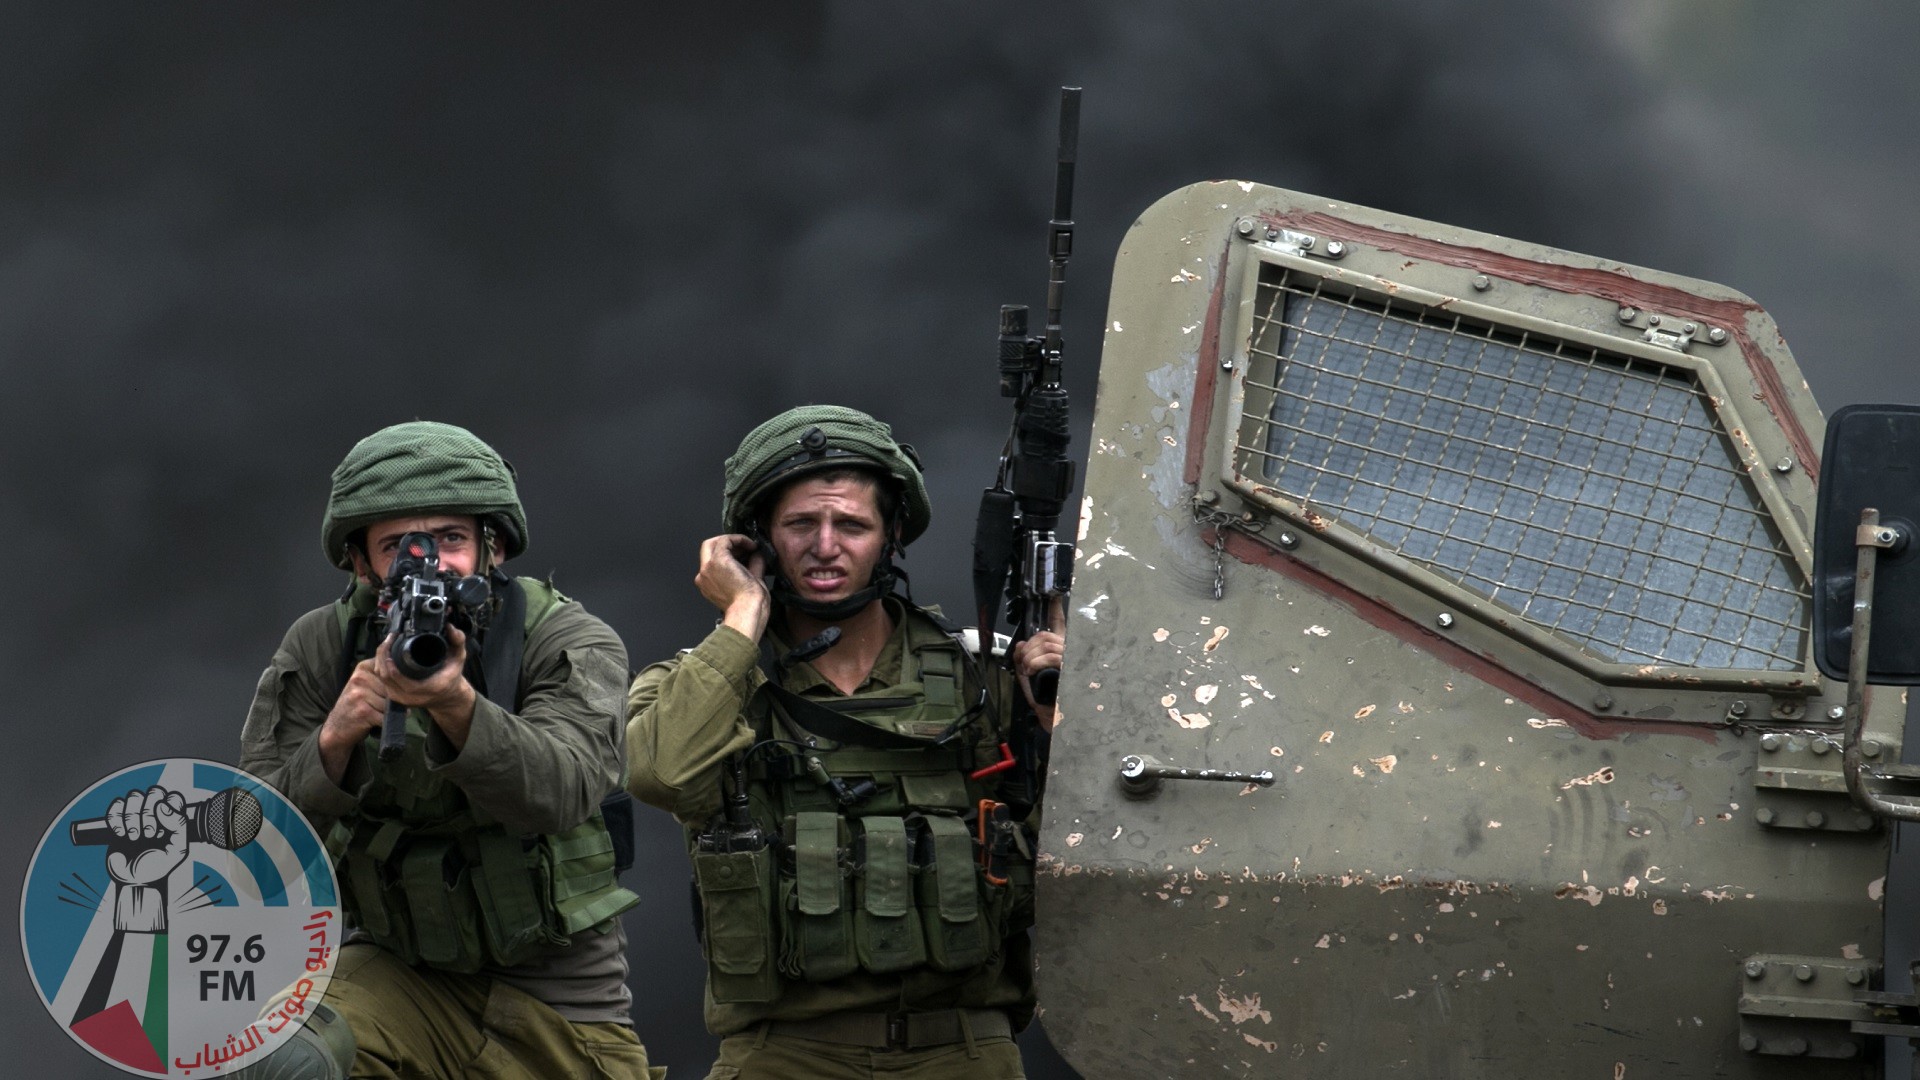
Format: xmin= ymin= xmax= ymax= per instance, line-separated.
xmin=21 ymin=759 xmax=341 ymax=1075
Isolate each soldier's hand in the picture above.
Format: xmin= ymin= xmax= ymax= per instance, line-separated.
xmin=318 ymin=659 xmax=389 ymax=784
xmin=1011 ymin=630 xmax=1065 ymax=731
xmin=698 ymin=533 xmax=770 ymax=641
xmin=375 ymin=625 xmax=471 ymax=713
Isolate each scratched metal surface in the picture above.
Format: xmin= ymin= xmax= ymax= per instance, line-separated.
xmin=1034 ymin=182 xmax=1898 ymax=1077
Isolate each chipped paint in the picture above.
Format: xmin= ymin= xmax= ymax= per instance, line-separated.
xmin=1065 ymin=832 xmax=1084 ymax=847
xmin=1396 ymin=701 xmax=1414 ymax=714
xmin=1195 ymin=684 xmax=1219 ymax=705
xmin=1560 ymin=767 xmax=1616 ymax=790
xmin=1216 ymin=988 xmax=1271 ymax=1025
xmin=1076 ymin=495 xmax=1093 ymax=544
xmin=1178 ymin=712 xmax=1212 ymax=729
xmin=1152 ymin=627 xmax=1170 ymax=642
xmin=1527 ymin=717 xmax=1570 ymax=729
xmin=1077 ymin=592 xmax=1109 ymax=621
xmin=1171 ymin=268 xmax=1200 ymax=283
xmin=1555 ymin=884 xmax=1604 ymax=906
xmin=1191 ymin=838 xmax=1215 ymax=855
xmin=1203 ymin=626 xmax=1230 ymax=651
xmin=1269 ymin=746 xmax=1285 ymax=757
xmin=1370 ymin=755 xmax=1398 ymax=774
xmin=1870 ymin=877 xmax=1886 ymax=901
xmin=1160 ymin=693 xmax=1179 ymax=708
xmin=1652 ymin=899 xmax=1668 ymax=915
xmin=1843 ymin=943 xmax=1863 ymax=959
xmin=1184 ymin=994 xmax=1220 ymax=1023
xmin=1353 ymin=704 xmax=1376 ymax=720
xmin=1319 ymin=731 xmax=1335 ymax=744
xmin=1304 ymin=624 xmax=1330 ymax=637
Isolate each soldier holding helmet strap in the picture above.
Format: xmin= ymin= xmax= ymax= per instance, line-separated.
xmin=237 ymin=420 xmax=660 ymax=1079
xmin=628 ymin=405 xmax=1064 ymax=1080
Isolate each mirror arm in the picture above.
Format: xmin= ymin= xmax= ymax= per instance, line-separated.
xmin=1842 ymin=508 xmax=1920 ymax=820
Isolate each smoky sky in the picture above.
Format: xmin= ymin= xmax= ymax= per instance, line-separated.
xmin=5 ymin=4 xmax=1919 ymax=1076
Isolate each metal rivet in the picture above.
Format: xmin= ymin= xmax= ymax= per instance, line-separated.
xmin=1729 ymin=700 xmax=1749 ymax=717
xmin=1617 ymin=306 xmax=1638 ymax=323
xmin=1324 ymin=240 xmax=1346 ymax=258
xmin=1299 ymin=235 xmax=1315 ymax=250
xmin=1277 ymin=531 xmax=1299 ymax=550
xmin=1846 ymin=967 xmax=1866 ymax=986
xmin=1810 ymin=739 xmax=1830 ymax=756
xmin=1755 ymin=807 xmax=1776 ymax=826
xmin=1828 ymin=706 xmax=1847 ymax=720
xmin=1682 ymin=322 xmax=1697 ymax=334
xmin=1739 ymin=1033 xmax=1759 ymax=1053
xmin=1266 ymin=227 xmax=1279 ymax=241
xmin=1744 ymin=960 xmax=1767 ymax=979
xmin=1863 ymin=739 xmax=1882 ymax=759
xmin=1760 ymin=733 xmax=1782 ymax=752
xmin=1794 ymin=964 xmax=1815 ymax=982
xmin=1773 ymin=457 xmax=1795 ymax=474
xmin=1708 ymin=326 xmax=1728 ymax=344
xmin=1806 ymin=811 xmax=1826 ymax=829
xmin=1236 ymin=219 xmax=1256 ymax=237
xmin=1471 ymin=274 xmax=1491 ymax=291
xmin=1592 ymin=692 xmax=1614 ymax=711
xmin=1787 ymin=1037 xmax=1809 ymax=1056
xmin=1648 ymin=315 xmax=1662 ymax=326
xmin=1436 ymin=613 xmax=1455 ymax=629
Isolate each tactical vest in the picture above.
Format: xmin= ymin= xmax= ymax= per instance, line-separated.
xmin=692 ymin=605 xmax=1039 ymax=1004
xmin=329 ymin=577 xmax=639 ymax=974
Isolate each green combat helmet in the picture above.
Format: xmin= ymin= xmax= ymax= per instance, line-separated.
xmin=722 ymin=405 xmax=931 ymax=620
xmin=320 ymin=420 xmax=528 ymax=570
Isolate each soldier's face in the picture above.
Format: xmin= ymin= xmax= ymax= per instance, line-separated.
xmin=768 ymin=476 xmax=887 ymax=606
xmin=353 ymin=514 xmax=487 ymax=583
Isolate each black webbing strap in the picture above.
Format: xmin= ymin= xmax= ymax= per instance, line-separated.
xmin=478 ymin=574 xmax=526 ymax=710
xmin=756 ymin=636 xmax=931 ymax=751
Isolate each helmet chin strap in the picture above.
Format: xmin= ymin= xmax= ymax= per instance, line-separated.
xmin=770 ymin=555 xmax=898 ymax=623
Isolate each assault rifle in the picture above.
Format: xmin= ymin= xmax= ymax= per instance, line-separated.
xmin=972 ymin=86 xmax=1080 ymax=709
xmin=374 ymin=531 xmax=491 ymax=760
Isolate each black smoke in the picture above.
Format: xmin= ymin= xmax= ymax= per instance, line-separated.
xmin=4 ymin=4 xmax=1917 ymax=1076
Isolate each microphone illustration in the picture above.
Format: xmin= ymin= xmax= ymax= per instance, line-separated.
xmin=69 ymin=787 xmax=265 ymax=851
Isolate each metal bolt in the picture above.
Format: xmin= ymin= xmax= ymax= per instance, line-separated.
xmin=1436 ymin=613 xmax=1455 ymax=629
xmin=1298 ymin=234 xmax=1315 ymax=250
xmin=1810 ymin=739 xmax=1830 ymax=756
xmin=1794 ymin=964 xmax=1815 ymax=982
xmin=1648 ymin=315 xmax=1662 ymax=326
xmin=1739 ymin=1033 xmax=1759 ymax=1053
xmin=1839 ymin=1041 xmax=1860 ymax=1059
xmin=1877 ymin=527 xmax=1899 ymax=545
xmin=1266 ymin=227 xmax=1280 ymax=241
xmin=1787 ymin=1037 xmax=1809 ymax=1056
xmin=1773 ymin=457 xmax=1795 ymax=474
xmin=1324 ymin=240 xmax=1346 ymax=258
xmin=1683 ymin=322 xmax=1697 ymax=334
xmin=1744 ymin=960 xmax=1767 ymax=979
xmin=1236 ymin=219 xmax=1256 ymax=237
xmin=1806 ymin=811 xmax=1827 ymax=829
xmin=1856 ymin=812 xmax=1875 ymax=830
xmin=1708 ymin=326 xmax=1728 ymax=344
xmin=1828 ymin=706 xmax=1847 ymax=720
xmin=1239 ymin=511 xmax=1256 ymax=524
xmin=1617 ymin=306 xmax=1638 ymax=323
xmin=1196 ymin=490 xmax=1220 ymax=506
xmin=1729 ymin=700 xmax=1750 ymax=718
xmin=1760 ymin=733 xmax=1782 ymax=752
xmin=1471 ymin=274 xmax=1491 ymax=292
xmin=1592 ymin=691 xmax=1614 ymax=711
xmin=1846 ymin=967 xmax=1866 ymax=986
xmin=1863 ymin=739 xmax=1882 ymax=759
xmin=1277 ymin=531 xmax=1299 ymax=550
xmin=1755 ymin=807 xmax=1776 ymax=826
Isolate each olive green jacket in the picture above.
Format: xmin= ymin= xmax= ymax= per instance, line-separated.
xmin=626 ymin=604 xmax=1037 ymax=1035
xmin=239 ymin=583 xmax=635 ymax=1023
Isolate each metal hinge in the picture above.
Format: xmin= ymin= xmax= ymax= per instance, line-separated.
xmin=1613 ymin=305 xmax=1727 ymax=353
xmin=1752 ymin=731 xmax=1913 ymax=831
xmin=1738 ymin=954 xmax=1879 ymax=1059
xmin=1234 ymin=218 xmax=1349 ymax=260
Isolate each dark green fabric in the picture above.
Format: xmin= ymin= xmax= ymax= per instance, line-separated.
xmin=321 ymin=420 xmax=528 ymax=569
xmin=721 ymin=405 xmax=931 ymax=543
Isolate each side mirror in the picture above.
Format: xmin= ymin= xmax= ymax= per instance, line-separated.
xmin=1810 ymin=403 xmax=1920 ymax=685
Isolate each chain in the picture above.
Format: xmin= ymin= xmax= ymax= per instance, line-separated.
xmin=1192 ymin=501 xmax=1240 ymax=601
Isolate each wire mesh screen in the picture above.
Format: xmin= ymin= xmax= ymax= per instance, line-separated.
xmin=1235 ymin=271 xmax=1807 ymax=672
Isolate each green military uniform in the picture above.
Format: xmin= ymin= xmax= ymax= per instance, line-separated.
xmin=628 ymin=407 xmax=1042 ymax=1080
xmin=236 ymin=421 xmax=659 ymax=1080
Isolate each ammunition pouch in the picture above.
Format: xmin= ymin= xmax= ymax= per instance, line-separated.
xmin=692 ymin=604 xmax=1037 ymax=1003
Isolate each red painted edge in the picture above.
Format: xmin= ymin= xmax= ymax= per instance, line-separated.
xmin=1260 ymin=210 xmax=1821 ymax=483
xmin=1215 ymin=528 xmax=1719 ymax=745
xmin=1181 ymin=246 xmax=1233 ymax=487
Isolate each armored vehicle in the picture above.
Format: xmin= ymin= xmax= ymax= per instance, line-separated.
xmin=1036 ymin=180 xmax=1918 ymax=1076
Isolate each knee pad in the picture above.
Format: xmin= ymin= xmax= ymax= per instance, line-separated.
xmin=229 ymin=1002 xmax=356 ymax=1080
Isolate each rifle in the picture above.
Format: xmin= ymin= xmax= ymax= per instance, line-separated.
xmin=972 ymin=86 xmax=1080 ymax=709
xmin=373 ymin=531 xmax=491 ymax=760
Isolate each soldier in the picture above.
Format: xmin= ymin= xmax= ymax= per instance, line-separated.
xmin=236 ymin=421 xmax=660 ymax=1079
xmin=629 ymin=405 xmax=1064 ymax=1079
